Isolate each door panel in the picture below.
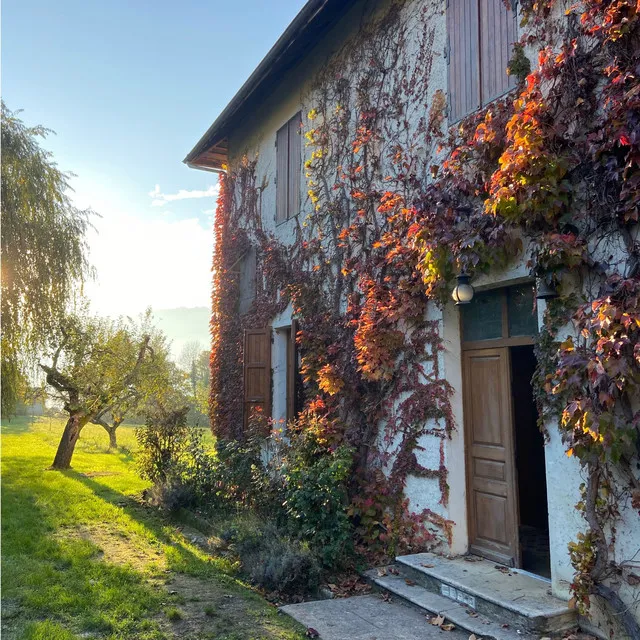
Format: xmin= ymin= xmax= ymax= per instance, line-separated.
xmin=464 ymin=347 xmax=519 ymax=566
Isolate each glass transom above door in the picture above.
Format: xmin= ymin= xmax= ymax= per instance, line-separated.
xmin=461 ymin=284 xmax=538 ymax=343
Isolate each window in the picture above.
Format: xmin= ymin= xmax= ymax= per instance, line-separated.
xmin=447 ymin=0 xmax=518 ymax=123
xmin=270 ymin=322 xmax=301 ymax=427
xmin=461 ymin=284 xmax=538 ymax=343
xmin=276 ymin=113 xmax=302 ymax=223
xmin=236 ymin=247 xmax=257 ymax=315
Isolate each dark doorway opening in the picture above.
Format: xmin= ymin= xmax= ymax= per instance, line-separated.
xmin=510 ymin=345 xmax=550 ymax=578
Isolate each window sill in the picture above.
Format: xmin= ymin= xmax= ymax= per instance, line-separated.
xmin=275 ymin=211 xmax=301 ymax=228
xmin=448 ymin=85 xmax=518 ymax=127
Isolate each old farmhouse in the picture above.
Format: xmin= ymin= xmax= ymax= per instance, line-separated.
xmin=185 ymin=0 xmax=640 ymax=637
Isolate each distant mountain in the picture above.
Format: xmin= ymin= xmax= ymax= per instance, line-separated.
xmin=152 ymin=307 xmax=210 ymax=361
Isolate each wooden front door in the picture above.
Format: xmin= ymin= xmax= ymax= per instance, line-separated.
xmin=463 ymin=347 xmax=520 ymax=566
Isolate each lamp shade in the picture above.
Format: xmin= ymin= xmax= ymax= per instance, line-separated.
xmin=452 ymin=273 xmax=474 ymax=305
xmin=535 ymin=277 xmax=559 ymax=300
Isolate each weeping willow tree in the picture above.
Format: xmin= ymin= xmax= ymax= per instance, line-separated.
xmin=1 ymin=102 xmax=93 ymax=416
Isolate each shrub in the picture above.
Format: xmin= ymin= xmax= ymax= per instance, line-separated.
xmin=229 ymin=519 xmax=321 ymax=595
xmin=136 ymin=404 xmax=192 ymax=485
xmin=280 ymin=429 xmax=354 ymax=567
xmin=214 ymin=418 xmax=355 ymax=569
xmin=136 ymin=403 xmax=355 ymax=575
xmin=136 ymin=402 xmax=217 ymax=511
xmin=144 ymin=478 xmax=197 ymax=512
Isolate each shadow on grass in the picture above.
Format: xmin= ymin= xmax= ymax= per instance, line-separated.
xmin=2 ymin=452 xmax=304 ymax=640
xmin=1 ymin=464 xmax=165 ymax=639
xmin=69 ymin=471 xmax=238 ymax=581
xmin=1 ymin=416 xmax=36 ymax=435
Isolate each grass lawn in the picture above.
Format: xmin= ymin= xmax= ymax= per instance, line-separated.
xmin=1 ymin=416 xmax=306 ymax=640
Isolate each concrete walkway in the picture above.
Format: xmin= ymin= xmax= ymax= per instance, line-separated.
xmin=281 ymin=594 xmax=470 ymax=639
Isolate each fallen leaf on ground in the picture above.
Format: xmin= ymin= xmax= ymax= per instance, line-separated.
xmin=469 ymin=634 xmax=480 ymax=640
xmin=466 ymin=610 xmax=479 ymax=617
xmin=627 ymin=573 xmax=640 ymax=586
xmin=327 ymin=576 xmax=371 ymax=598
xmin=568 ymin=596 xmax=577 ymax=609
xmin=500 ymin=623 xmax=510 ymax=629
xmin=405 ymin=579 xmax=416 ymax=586
xmin=388 ymin=566 xmax=400 ymax=575
xmin=381 ymin=592 xmax=392 ymax=602
xmin=305 ymin=628 xmax=319 ymax=638
xmin=442 ymin=623 xmax=456 ymax=631
xmin=377 ymin=567 xmax=388 ymax=577
xmin=420 ymin=563 xmax=435 ymax=568
xmin=494 ymin=565 xmax=510 ymax=574
xmin=430 ymin=614 xmax=445 ymax=627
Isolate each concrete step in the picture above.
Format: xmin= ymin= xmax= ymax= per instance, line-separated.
xmin=280 ymin=594 xmax=472 ymax=639
xmin=394 ymin=552 xmax=576 ymax=635
xmin=364 ymin=567 xmax=537 ymax=640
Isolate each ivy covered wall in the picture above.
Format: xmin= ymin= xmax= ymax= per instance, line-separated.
xmin=207 ymin=0 xmax=640 ymax=636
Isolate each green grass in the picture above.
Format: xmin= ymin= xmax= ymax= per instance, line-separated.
xmin=1 ymin=416 xmax=306 ymax=640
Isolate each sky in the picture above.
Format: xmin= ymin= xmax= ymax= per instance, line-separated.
xmin=2 ymin=0 xmax=307 ymax=316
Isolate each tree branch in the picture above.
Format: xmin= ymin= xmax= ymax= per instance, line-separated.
xmin=39 ymin=363 xmax=77 ymax=395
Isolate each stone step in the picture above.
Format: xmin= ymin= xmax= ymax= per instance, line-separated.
xmin=395 ymin=552 xmax=576 ymax=635
xmin=364 ymin=567 xmax=537 ymax=640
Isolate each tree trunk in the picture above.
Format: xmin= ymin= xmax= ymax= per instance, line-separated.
xmin=106 ymin=426 xmax=118 ymax=449
xmin=106 ymin=417 xmax=122 ymax=449
xmin=51 ymin=413 xmax=87 ymax=469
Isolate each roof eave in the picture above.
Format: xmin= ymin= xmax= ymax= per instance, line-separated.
xmin=183 ymin=0 xmax=351 ymax=170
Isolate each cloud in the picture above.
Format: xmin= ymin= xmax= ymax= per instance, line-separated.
xmin=149 ymin=183 xmax=220 ymax=207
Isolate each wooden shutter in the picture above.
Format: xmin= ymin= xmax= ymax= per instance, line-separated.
xmin=243 ymin=328 xmax=271 ymax=430
xmin=448 ymin=0 xmax=480 ymax=123
xmin=480 ymin=0 xmax=518 ymax=104
xmin=276 ymin=124 xmax=289 ymax=224
xmin=287 ymin=114 xmax=301 ymax=219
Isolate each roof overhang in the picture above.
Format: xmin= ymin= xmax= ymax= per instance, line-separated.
xmin=183 ymin=0 xmax=355 ymax=173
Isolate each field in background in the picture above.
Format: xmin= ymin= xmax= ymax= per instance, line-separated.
xmin=12 ymin=416 xmax=216 ymax=454
xmin=1 ymin=416 xmax=304 ymax=640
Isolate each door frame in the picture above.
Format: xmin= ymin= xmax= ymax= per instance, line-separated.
xmin=460 ymin=286 xmax=537 ymax=567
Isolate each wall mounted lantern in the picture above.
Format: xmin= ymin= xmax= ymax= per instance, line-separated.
xmin=452 ymin=273 xmax=475 ymax=305
xmin=535 ymin=276 xmax=559 ymax=300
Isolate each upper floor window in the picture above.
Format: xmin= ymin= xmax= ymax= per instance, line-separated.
xmin=276 ymin=112 xmax=302 ymax=224
xmin=447 ymin=0 xmax=518 ymax=123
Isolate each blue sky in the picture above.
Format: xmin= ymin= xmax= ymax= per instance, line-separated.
xmin=3 ymin=0 xmax=306 ymax=315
